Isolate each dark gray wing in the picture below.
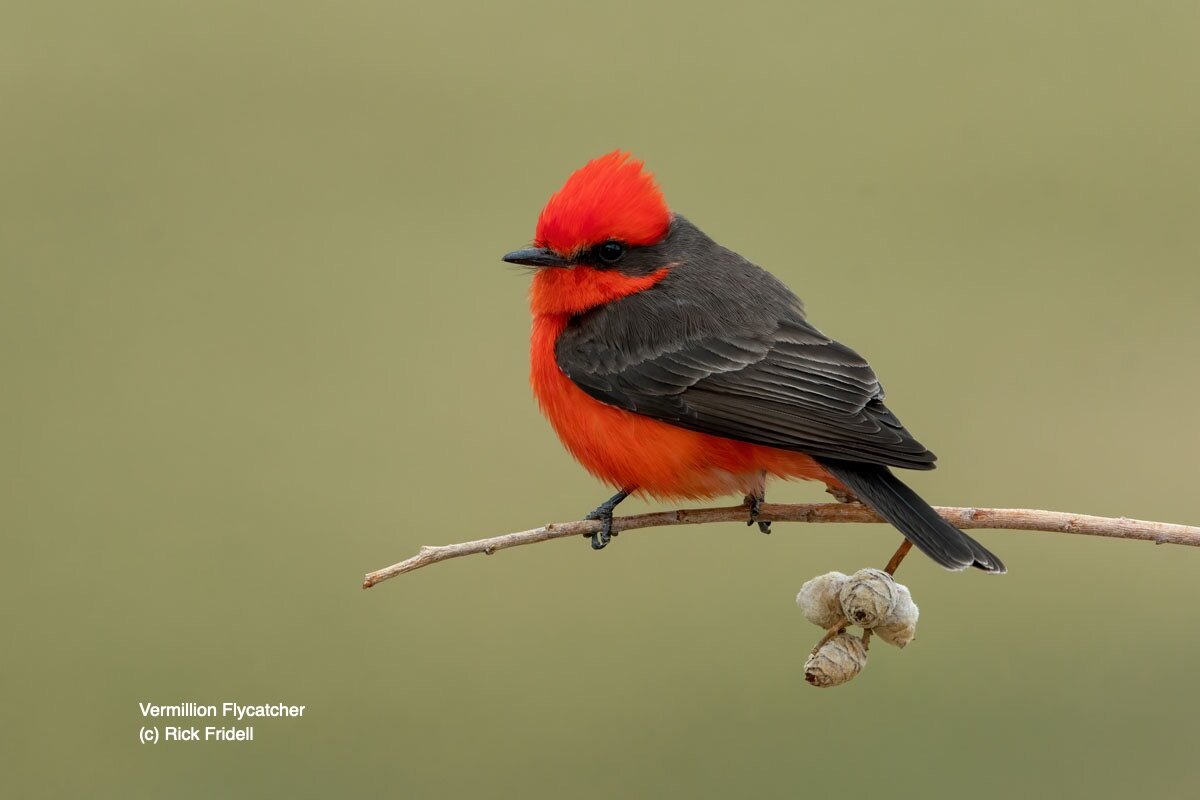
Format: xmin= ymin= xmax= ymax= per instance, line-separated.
xmin=555 ymin=305 xmax=937 ymax=471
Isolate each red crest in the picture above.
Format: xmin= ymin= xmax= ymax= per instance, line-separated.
xmin=534 ymin=151 xmax=670 ymax=255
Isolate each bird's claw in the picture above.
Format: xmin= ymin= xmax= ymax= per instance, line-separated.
xmin=744 ymin=495 xmax=771 ymax=534
xmin=585 ymin=508 xmax=616 ymax=549
xmin=583 ymin=489 xmax=631 ymax=550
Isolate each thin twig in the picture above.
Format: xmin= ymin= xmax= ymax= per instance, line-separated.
xmin=362 ymin=502 xmax=1200 ymax=588
xmin=884 ymin=540 xmax=914 ymax=576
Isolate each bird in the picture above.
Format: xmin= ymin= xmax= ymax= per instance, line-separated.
xmin=502 ymin=151 xmax=1004 ymax=573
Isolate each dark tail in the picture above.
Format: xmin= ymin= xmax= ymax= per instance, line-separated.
xmin=817 ymin=459 xmax=1005 ymax=573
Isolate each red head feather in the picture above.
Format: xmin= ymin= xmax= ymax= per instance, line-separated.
xmin=534 ymin=151 xmax=670 ymax=255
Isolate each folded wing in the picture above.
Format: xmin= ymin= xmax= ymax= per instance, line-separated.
xmin=556 ymin=312 xmax=937 ymax=471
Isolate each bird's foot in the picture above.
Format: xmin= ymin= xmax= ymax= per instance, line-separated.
xmin=744 ymin=494 xmax=771 ymax=534
xmin=583 ymin=489 xmax=632 ymax=550
xmin=826 ymin=485 xmax=859 ymax=504
xmin=584 ymin=508 xmax=616 ymax=549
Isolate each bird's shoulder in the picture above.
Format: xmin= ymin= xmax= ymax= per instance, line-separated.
xmin=555 ymin=224 xmax=804 ymax=375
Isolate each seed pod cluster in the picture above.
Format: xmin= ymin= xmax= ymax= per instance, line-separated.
xmin=796 ymin=568 xmax=921 ymax=687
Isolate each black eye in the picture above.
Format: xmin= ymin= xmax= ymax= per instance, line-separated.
xmin=596 ymin=240 xmax=626 ymax=264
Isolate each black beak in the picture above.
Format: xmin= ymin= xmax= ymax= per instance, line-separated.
xmin=501 ymin=247 xmax=571 ymax=268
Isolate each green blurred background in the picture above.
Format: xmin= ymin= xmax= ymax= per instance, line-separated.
xmin=3 ymin=2 xmax=1198 ymax=797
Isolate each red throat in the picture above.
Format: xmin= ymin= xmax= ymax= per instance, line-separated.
xmin=529 ymin=266 xmax=668 ymax=316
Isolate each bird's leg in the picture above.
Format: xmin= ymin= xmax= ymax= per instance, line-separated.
xmin=743 ymin=492 xmax=771 ymax=534
xmin=584 ymin=489 xmax=632 ymax=550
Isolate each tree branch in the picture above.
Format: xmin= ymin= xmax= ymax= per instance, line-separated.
xmin=361 ymin=502 xmax=1200 ymax=588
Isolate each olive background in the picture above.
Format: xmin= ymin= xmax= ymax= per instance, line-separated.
xmin=3 ymin=2 xmax=1198 ymax=798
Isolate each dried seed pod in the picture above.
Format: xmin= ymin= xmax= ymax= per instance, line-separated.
xmin=874 ymin=621 xmax=916 ymax=648
xmin=838 ymin=568 xmax=901 ymax=629
xmin=804 ymin=633 xmax=868 ymax=688
xmin=795 ymin=571 xmax=848 ymax=628
xmin=874 ymin=584 xmax=919 ymax=648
